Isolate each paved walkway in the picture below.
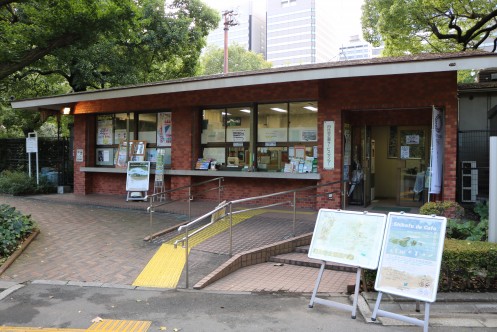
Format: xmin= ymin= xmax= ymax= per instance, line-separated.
xmin=1 ymin=194 xmax=340 ymax=292
xmin=2 ymin=193 xmax=497 ymax=331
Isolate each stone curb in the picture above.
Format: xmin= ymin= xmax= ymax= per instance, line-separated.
xmin=0 ymin=228 xmax=40 ymax=277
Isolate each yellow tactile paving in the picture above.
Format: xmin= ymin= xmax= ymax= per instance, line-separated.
xmin=0 ymin=328 xmax=84 ymax=332
xmin=87 ymin=319 xmax=151 ymax=331
xmin=132 ymin=209 xmax=266 ymax=288
xmin=0 ymin=320 xmax=151 ymax=332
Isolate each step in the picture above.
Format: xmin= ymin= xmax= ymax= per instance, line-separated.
xmin=269 ymin=252 xmax=357 ymax=273
xmin=295 ymin=245 xmax=309 ymax=254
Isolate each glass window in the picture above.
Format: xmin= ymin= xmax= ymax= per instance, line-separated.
xmin=138 ymin=113 xmax=157 ymax=144
xmin=94 ymin=112 xmax=170 ymax=168
xmin=258 ymin=103 xmax=288 ymax=143
xmin=201 ymin=101 xmax=317 ymax=173
xmin=289 ymin=101 xmax=318 ymax=142
xmin=201 ymin=106 xmax=253 ymax=168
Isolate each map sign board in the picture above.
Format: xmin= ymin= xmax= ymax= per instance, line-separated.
xmin=308 ymin=209 xmax=387 ymax=270
xmin=374 ymin=212 xmax=447 ymax=303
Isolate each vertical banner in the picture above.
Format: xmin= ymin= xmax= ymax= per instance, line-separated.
xmin=429 ymin=107 xmax=444 ymax=194
xmin=157 ymin=112 xmax=172 ymax=147
xmin=323 ymin=121 xmax=335 ymax=170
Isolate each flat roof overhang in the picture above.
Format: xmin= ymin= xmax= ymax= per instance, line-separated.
xmin=11 ymin=52 xmax=497 ymax=111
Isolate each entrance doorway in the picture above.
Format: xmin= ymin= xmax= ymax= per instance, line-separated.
xmin=345 ymin=125 xmax=430 ymax=209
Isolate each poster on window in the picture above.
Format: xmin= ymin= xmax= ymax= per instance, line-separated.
xmin=97 ymin=119 xmax=113 ymax=145
xmin=157 ymin=112 xmax=172 ymax=147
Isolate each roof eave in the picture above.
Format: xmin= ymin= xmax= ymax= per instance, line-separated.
xmin=11 ymin=54 xmax=497 ymax=111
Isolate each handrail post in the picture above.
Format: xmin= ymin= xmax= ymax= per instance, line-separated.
xmin=293 ymin=191 xmax=296 ymax=237
xmin=229 ymin=203 xmax=233 ymax=256
xmin=218 ymin=178 xmax=222 ymax=204
xmin=188 ymin=187 xmax=192 ymax=222
xmin=342 ymin=180 xmax=347 ymax=210
xmin=185 ymin=226 xmax=189 ymax=288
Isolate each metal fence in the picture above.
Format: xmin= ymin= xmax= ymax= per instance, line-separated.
xmin=457 ymin=130 xmax=497 ymax=203
xmin=0 ymin=137 xmax=73 ymax=187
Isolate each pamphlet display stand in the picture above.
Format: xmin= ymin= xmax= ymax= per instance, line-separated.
xmin=153 ymin=153 xmax=166 ymax=202
xmin=371 ymin=212 xmax=447 ymax=332
xmin=308 ymin=209 xmax=387 ymax=318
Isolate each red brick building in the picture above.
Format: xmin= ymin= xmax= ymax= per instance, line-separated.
xmin=12 ymin=52 xmax=497 ymax=209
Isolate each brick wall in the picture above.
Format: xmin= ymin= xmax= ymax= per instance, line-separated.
xmin=72 ymin=71 xmax=458 ymax=205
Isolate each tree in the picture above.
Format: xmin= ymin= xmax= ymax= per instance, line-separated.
xmin=200 ymin=43 xmax=272 ymax=76
xmin=0 ymin=0 xmax=138 ymax=81
xmin=3 ymin=0 xmax=219 ymax=92
xmin=1 ymin=0 xmax=219 ymax=136
xmin=362 ymin=0 xmax=497 ymax=55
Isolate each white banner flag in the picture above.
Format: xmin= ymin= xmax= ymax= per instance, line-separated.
xmin=429 ymin=107 xmax=444 ymax=194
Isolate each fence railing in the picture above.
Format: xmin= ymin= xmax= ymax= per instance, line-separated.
xmin=174 ymin=180 xmax=344 ymax=288
xmin=146 ymin=177 xmax=224 ymax=239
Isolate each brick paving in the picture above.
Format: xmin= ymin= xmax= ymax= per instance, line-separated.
xmin=202 ymin=262 xmax=356 ymax=293
xmin=0 ymin=194 xmax=355 ymax=294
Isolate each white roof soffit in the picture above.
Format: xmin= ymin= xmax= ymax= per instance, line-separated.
xmin=11 ymin=53 xmax=497 ymax=111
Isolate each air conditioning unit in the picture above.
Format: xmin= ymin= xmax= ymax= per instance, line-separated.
xmin=461 ymin=161 xmax=478 ymax=202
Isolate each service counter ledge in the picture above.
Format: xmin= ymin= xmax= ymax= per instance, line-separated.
xmin=80 ymin=167 xmax=321 ymax=180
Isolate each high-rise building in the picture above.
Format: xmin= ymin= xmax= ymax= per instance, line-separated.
xmin=205 ymin=0 xmax=266 ymax=57
xmin=266 ymin=0 xmax=338 ymax=67
xmin=338 ymin=35 xmax=383 ymax=61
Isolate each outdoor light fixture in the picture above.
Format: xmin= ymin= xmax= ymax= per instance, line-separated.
xmin=62 ymin=107 xmax=71 ymax=115
xmin=303 ymin=106 xmax=318 ymax=111
xmin=270 ymin=107 xmax=287 ymax=113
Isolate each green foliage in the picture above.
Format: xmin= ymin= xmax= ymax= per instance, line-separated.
xmin=3 ymin=0 xmax=219 ymax=92
xmin=474 ymin=201 xmax=489 ymax=220
xmin=441 ymin=239 xmax=497 ymax=291
xmin=365 ymin=239 xmax=497 ymax=292
xmin=0 ymin=204 xmax=37 ymax=258
xmin=0 ymin=170 xmax=55 ymax=196
xmin=446 ymin=218 xmax=487 ymax=242
xmin=200 ymin=43 xmax=272 ymax=76
xmin=362 ymin=0 xmax=497 ymax=55
xmin=419 ymin=201 xmax=465 ymax=219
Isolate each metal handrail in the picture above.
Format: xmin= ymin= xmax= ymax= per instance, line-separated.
xmin=176 ymin=179 xmax=344 ymax=288
xmin=146 ymin=177 xmax=224 ymax=240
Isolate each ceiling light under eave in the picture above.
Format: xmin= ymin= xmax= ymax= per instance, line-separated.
xmin=270 ymin=107 xmax=287 ymax=113
xmin=62 ymin=107 xmax=71 ymax=115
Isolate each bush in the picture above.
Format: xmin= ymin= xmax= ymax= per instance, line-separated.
xmin=363 ymin=239 xmax=497 ymax=292
xmin=0 ymin=170 xmax=55 ymax=195
xmin=446 ymin=218 xmax=487 ymax=241
xmin=0 ymin=204 xmax=37 ymax=259
xmin=419 ymin=201 xmax=465 ymax=219
xmin=441 ymin=239 xmax=497 ymax=291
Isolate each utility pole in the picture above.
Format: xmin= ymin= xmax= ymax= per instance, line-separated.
xmin=223 ymin=10 xmax=238 ymax=74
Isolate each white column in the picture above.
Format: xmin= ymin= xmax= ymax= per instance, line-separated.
xmin=489 ymin=137 xmax=497 ymax=243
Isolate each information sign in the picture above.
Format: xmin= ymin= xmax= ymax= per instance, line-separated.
xmin=374 ymin=212 xmax=447 ymax=303
xmin=126 ymin=161 xmax=150 ymax=192
xmin=26 ymin=136 xmax=38 ymax=153
xmin=309 ymin=209 xmax=387 ymax=269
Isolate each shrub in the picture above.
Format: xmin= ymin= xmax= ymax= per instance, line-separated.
xmin=441 ymin=239 xmax=497 ymax=291
xmin=419 ymin=201 xmax=465 ymax=219
xmin=364 ymin=239 xmax=497 ymax=292
xmin=0 ymin=170 xmax=55 ymax=195
xmin=0 ymin=204 xmax=37 ymax=258
xmin=446 ymin=218 xmax=487 ymax=242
